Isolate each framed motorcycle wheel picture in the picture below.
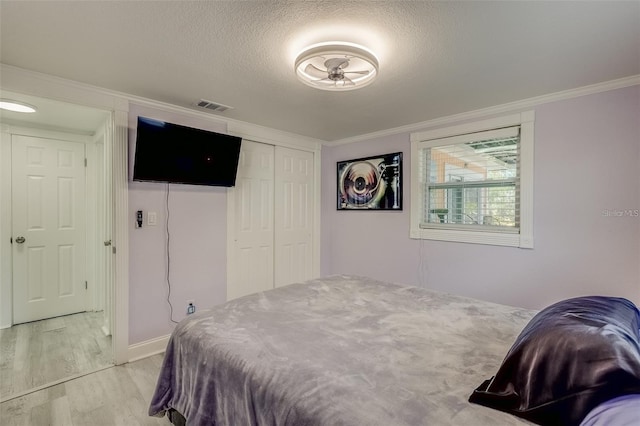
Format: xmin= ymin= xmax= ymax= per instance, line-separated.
xmin=337 ymin=152 xmax=403 ymax=210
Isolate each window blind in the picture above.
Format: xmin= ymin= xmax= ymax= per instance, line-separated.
xmin=420 ymin=126 xmax=520 ymax=232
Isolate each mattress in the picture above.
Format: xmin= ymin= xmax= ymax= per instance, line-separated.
xmin=149 ymin=275 xmax=537 ymax=425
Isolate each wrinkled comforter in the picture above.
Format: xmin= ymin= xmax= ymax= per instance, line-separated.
xmin=149 ymin=275 xmax=535 ymax=425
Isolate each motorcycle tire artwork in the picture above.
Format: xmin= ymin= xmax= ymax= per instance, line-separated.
xmin=337 ymin=152 xmax=402 ymax=210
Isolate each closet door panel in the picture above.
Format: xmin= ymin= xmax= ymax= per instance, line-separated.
xmin=228 ymin=141 xmax=274 ymax=300
xmin=274 ymin=146 xmax=314 ymax=288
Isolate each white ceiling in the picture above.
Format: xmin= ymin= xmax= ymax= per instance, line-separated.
xmin=1 ymin=1 xmax=638 ymax=142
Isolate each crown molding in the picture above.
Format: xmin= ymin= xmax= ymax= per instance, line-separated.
xmin=327 ymin=74 xmax=640 ymax=146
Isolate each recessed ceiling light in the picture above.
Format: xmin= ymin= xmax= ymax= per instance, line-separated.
xmin=0 ymin=99 xmax=38 ymax=113
xmin=294 ymin=42 xmax=379 ymax=91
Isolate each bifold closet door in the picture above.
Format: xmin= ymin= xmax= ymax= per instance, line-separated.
xmin=228 ymin=140 xmax=275 ymax=300
xmin=228 ymin=142 xmax=314 ymax=300
xmin=274 ymin=146 xmax=314 ymax=288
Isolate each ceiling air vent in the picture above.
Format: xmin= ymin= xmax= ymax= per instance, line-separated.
xmin=195 ymin=99 xmax=233 ymax=113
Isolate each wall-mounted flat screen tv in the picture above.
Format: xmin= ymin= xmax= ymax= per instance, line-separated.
xmin=133 ymin=117 xmax=242 ymax=187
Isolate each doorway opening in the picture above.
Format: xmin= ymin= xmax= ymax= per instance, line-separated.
xmin=0 ymin=92 xmax=115 ymax=401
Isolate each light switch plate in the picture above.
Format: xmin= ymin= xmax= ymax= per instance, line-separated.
xmin=148 ymin=211 xmax=157 ymax=226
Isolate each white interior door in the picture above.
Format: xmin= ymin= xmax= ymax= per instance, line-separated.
xmin=274 ymin=146 xmax=314 ymax=287
xmin=11 ymin=134 xmax=87 ymax=324
xmin=227 ymin=140 xmax=275 ymax=300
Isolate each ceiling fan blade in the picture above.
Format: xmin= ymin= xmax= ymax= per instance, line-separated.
xmin=316 ymin=78 xmax=345 ymax=88
xmin=343 ymin=70 xmax=370 ymax=75
xmin=324 ymin=58 xmax=349 ymax=70
xmin=304 ymin=64 xmax=328 ymax=79
xmin=317 ymin=78 xmax=334 ymax=83
xmin=342 ymin=76 xmax=355 ymax=86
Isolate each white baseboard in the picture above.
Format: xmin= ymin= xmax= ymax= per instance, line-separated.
xmin=128 ymin=334 xmax=170 ymax=362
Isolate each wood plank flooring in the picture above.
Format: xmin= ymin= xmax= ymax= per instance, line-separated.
xmin=0 ymin=354 xmax=167 ymax=426
xmin=0 ymin=312 xmax=112 ymax=401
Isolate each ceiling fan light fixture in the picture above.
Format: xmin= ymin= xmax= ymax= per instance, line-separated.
xmin=0 ymin=99 xmax=37 ymax=113
xmin=294 ymin=42 xmax=379 ymax=91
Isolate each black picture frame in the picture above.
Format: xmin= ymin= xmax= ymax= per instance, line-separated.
xmin=337 ymin=152 xmax=403 ymax=210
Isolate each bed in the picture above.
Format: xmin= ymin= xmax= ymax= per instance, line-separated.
xmin=149 ymin=275 xmax=640 ymax=425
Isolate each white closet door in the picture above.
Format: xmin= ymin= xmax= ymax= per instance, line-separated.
xmin=227 ymin=141 xmax=275 ymax=300
xmin=274 ymin=146 xmax=314 ymax=288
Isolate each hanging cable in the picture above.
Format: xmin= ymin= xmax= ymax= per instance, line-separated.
xmin=166 ymin=183 xmax=178 ymax=324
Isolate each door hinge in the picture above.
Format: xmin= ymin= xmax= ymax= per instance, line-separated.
xmin=84 ymin=158 xmax=87 ymax=167
xmin=10 ymin=237 xmax=12 ymax=244
xmin=85 ymin=281 xmax=88 ymax=290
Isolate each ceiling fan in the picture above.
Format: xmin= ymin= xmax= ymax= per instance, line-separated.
xmin=303 ymin=57 xmax=371 ymax=87
xmin=294 ymin=42 xmax=379 ymax=91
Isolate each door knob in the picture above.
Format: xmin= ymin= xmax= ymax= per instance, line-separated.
xmin=15 ymin=236 xmax=26 ymax=244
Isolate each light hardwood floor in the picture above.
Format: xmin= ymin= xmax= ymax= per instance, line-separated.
xmin=0 ymin=312 xmax=112 ymax=401
xmin=0 ymin=354 xmax=167 ymax=426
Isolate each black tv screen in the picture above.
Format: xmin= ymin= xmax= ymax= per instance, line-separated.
xmin=133 ymin=117 xmax=242 ymax=187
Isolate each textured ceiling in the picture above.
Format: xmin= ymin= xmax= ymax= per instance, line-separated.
xmin=1 ymin=1 xmax=639 ymax=142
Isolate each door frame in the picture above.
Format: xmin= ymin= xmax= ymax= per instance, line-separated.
xmin=0 ymin=65 xmax=130 ymax=365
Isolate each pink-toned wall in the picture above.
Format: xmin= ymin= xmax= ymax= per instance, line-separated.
xmin=321 ymin=86 xmax=640 ymax=310
xmin=128 ymin=104 xmax=229 ymax=344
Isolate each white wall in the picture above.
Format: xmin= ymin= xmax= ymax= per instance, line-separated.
xmin=127 ymin=104 xmax=230 ymax=344
xmin=321 ymin=85 xmax=640 ymax=310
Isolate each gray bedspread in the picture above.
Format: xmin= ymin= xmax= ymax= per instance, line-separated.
xmin=149 ymin=275 xmax=536 ymax=425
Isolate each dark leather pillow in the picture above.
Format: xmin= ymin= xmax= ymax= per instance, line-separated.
xmin=469 ymin=296 xmax=640 ymax=425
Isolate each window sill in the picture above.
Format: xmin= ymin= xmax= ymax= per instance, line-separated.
xmin=410 ymin=227 xmax=533 ymax=248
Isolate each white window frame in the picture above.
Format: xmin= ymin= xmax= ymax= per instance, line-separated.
xmin=410 ymin=111 xmax=534 ymax=248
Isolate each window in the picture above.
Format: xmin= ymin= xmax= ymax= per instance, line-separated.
xmin=410 ymin=112 xmax=534 ymax=248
